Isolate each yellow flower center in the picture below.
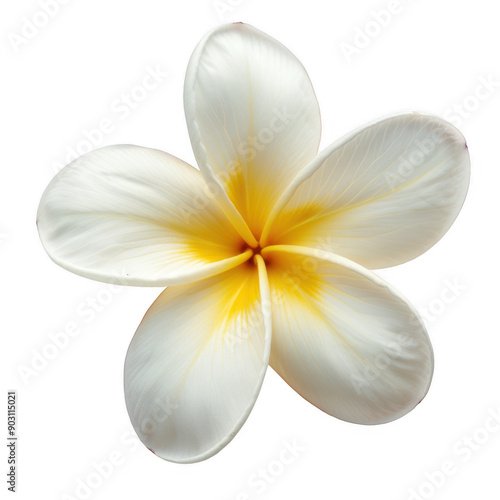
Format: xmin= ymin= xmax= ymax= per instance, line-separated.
xmin=240 ymin=243 xmax=272 ymax=267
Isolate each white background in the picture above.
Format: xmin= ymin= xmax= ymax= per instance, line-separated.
xmin=1 ymin=0 xmax=499 ymax=499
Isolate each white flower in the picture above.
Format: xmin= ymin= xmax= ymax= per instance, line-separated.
xmin=37 ymin=23 xmax=470 ymax=463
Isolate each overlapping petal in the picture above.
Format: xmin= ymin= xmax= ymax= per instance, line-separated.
xmin=37 ymin=145 xmax=251 ymax=286
xmin=184 ymin=23 xmax=321 ymax=241
xmin=262 ymin=113 xmax=470 ymax=269
xmin=124 ymin=256 xmax=271 ymax=463
xmin=263 ymin=245 xmax=433 ymax=424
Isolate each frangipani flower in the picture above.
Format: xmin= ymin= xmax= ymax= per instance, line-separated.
xmin=37 ymin=23 xmax=470 ymax=464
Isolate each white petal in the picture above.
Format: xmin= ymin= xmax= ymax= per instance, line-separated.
xmin=37 ymin=145 xmax=251 ymax=286
xmin=124 ymin=256 xmax=272 ymax=463
xmin=184 ymin=23 xmax=321 ymax=240
xmin=262 ymin=113 xmax=470 ymax=269
xmin=263 ymin=245 xmax=433 ymax=424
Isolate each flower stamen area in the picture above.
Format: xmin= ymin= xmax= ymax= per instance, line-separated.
xmin=240 ymin=243 xmax=273 ymax=268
